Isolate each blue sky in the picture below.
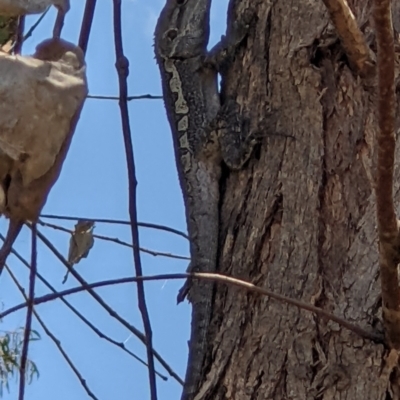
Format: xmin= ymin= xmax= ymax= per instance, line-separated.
xmin=1 ymin=1 xmax=228 ymax=399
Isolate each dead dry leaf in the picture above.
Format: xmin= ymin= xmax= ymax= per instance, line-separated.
xmin=0 ymin=37 xmax=87 ymax=221
xmin=63 ymin=220 xmax=95 ymax=283
xmin=0 ymin=0 xmax=69 ymax=16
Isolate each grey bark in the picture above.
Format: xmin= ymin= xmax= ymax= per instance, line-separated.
xmin=195 ymin=0 xmax=397 ymax=399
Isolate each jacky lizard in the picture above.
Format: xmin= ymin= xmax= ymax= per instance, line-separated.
xmin=154 ymin=1 xmax=255 ymax=398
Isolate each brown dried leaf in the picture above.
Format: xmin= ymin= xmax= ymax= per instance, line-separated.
xmin=68 ymin=220 xmax=95 ymax=264
xmin=0 ymin=0 xmax=69 ymax=16
xmin=63 ymin=220 xmax=95 ymax=284
xmin=0 ymin=38 xmax=87 ymax=221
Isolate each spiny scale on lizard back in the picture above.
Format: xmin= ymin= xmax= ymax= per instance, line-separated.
xmin=175 ymin=63 xmax=219 ymax=153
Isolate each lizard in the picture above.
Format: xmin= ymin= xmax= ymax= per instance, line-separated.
xmin=154 ymin=1 xmax=256 ymax=398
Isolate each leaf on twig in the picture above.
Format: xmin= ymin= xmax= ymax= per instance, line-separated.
xmin=68 ymin=220 xmax=95 ymax=264
xmin=0 ymin=328 xmax=40 ymax=395
xmin=63 ymin=220 xmax=95 ymax=284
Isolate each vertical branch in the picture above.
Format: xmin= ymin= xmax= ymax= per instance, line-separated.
xmin=321 ymin=0 xmax=375 ymax=76
xmin=373 ymin=0 xmax=400 ymax=348
xmin=78 ymin=0 xmax=97 ymax=54
xmin=18 ymin=223 xmax=37 ymax=400
xmin=112 ymin=1 xmax=157 ymax=398
xmin=53 ymin=9 xmax=65 ymax=38
xmin=13 ymin=16 xmax=24 ymax=54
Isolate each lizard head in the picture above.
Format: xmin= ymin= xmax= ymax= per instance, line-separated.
xmin=154 ymin=0 xmax=211 ymax=59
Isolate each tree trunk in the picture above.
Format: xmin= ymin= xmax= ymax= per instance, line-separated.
xmin=198 ymin=0 xmax=394 ymax=398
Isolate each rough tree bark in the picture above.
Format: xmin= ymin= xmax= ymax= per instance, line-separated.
xmin=195 ymin=0 xmax=396 ymax=399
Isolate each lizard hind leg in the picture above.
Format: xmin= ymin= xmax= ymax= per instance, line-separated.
xmin=217 ymin=98 xmax=261 ymax=170
xmin=218 ymin=101 xmax=291 ymax=170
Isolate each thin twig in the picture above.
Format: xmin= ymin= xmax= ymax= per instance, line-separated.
xmin=6 ymin=265 xmax=98 ymax=400
xmin=321 ymin=0 xmax=375 ymax=77
xmin=0 ymin=233 xmax=168 ymax=381
xmin=0 ymin=220 xmax=23 ymax=276
xmin=87 ymin=94 xmax=163 ymax=101
xmin=32 ymin=310 xmax=98 ymax=399
xmin=79 ymin=0 xmax=97 ymax=54
xmin=18 ymin=223 xmax=37 ymax=400
xmin=1 ymin=272 xmax=383 ymax=344
xmin=112 ymin=1 xmax=157 ymax=397
xmin=22 ymin=7 xmax=50 ymax=44
xmin=39 ymin=214 xmax=189 ymax=240
xmin=93 ymin=232 xmax=189 ymax=260
xmin=38 ymin=220 xmax=190 ymax=261
xmin=14 ymin=16 xmax=25 ymax=54
xmin=373 ymin=0 xmax=400 ymax=349
xmin=29 ymin=226 xmax=183 ymax=385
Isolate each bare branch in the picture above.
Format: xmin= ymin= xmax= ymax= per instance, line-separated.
xmin=79 ymin=0 xmax=97 ymax=54
xmin=373 ymin=0 xmax=400 ymax=349
xmin=30 ymin=226 xmax=183 ymax=385
xmin=18 ymin=223 xmax=36 ymax=400
xmin=0 ymin=233 xmax=168 ymax=382
xmin=13 ymin=16 xmax=24 ymax=54
xmin=52 ymin=7 xmax=65 ymax=38
xmin=39 ymin=220 xmax=190 ymax=261
xmin=87 ymin=94 xmax=163 ymax=101
xmin=39 ymin=214 xmax=189 ymax=240
xmin=21 ymin=7 xmax=50 ymax=44
xmin=112 ymin=1 xmax=157 ymax=397
xmin=322 ymin=0 xmax=375 ymax=76
xmin=0 ymin=220 xmax=23 ymax=275
xmin=32 ymin=310 xmax=99 ymax=399
xmin=1 ymin=272 xmax=383 ymax=344
xmin=6 ymin=265 xmax=99 ymax=400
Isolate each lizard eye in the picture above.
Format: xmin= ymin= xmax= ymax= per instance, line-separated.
xmin=166 ymin=29 xmax=178 ymax=41
xmin=176 ymin=0 xmax=186 ymax=4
